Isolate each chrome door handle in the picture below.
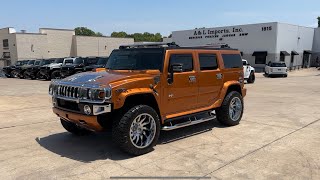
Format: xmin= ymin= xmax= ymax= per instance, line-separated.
xmin=189 ymin=76 xmax=196 ymax=83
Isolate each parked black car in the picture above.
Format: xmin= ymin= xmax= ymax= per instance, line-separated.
xmin=39 ymin=58 xmax=65 ymax=80
xmin=92 ymin=57 xmax=108 ymax=70
xmin=24 ymin=59 xmax=56 ymax=79
xmin=16 ymin=60 xmax=36 ymax=79
xmin=60 ymin=57 xmax=102 ymax=78
xmin=2 ymin=60 xmax=29 ymax=78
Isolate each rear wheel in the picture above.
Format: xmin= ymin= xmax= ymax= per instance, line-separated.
xmin=216 ymin=91 xmax=244 ymax=126
xmin=60 ymin=119 xmax=91 ymax=136
xmin=247 ymin=71 xmax=255 ymax=83
xmin=112 ymin=105 xmax=160 ymax=155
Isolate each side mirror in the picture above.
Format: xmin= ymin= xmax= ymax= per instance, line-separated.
xmin=168 ymin=63 xmax=183 ymax=84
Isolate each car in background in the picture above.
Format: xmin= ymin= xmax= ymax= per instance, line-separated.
xmin=265 ymin=61 xmax=288 ymax=77
xmin=91 ymin=57 xmax=109 ymax=72
xmin=2 ymin=60 xmax=29 ymax=78
xmin=39 ymin=58 xmax=65 ymax=80
xmin=24 ymin=59 xmax=56 ymax=79
xmin=242 ymin=59 xmax=255 ymax=83
xmin=16 ymin=60 xmax=36 ymax=79
xmin=60 ymin=57 xmax=102 ymax=78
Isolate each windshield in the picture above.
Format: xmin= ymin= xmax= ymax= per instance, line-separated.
xmin=54 ymin=58 xmax=64 ymax=63
xmin=42 ymin=59 xmax=53 ymax=65
xmin=271 ymin=63 xmax=286 ymax=67
xmin=22 ymin=61 xmax=29 ymax=65
xmin=15 ymin=61 xmax=22 ymax=66
xmin=34 ymin=61 xmax=41 ymax=65
xmin=64 ymin=59 xmax=74 ymax=64
xmin=27 ymin=60 xmax=35 ymax=65
xmin=106 ymin=49 xmax=164 ymax=71
xmin=74 ymin=58 xmax=84 ymax=64
xmin=97 ymin=58 xmax=108 ymax=65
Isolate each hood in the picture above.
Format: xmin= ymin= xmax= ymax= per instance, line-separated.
xmin=57 ymin=70 xmax=158 ymax=88
xmin=47 ymin=63 xmax=61 ymax=68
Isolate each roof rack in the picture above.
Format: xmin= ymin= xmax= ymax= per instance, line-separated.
xmin=119 ymin=42 xmax=179 ymax=49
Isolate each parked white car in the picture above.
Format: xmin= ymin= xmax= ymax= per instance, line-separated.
xmin=242 ymin=59 xmax=255 ymax=83
xmin=265 ymin=61 xmax=288 ymax=77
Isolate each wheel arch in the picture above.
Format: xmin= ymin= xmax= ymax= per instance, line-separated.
xmin=118 ymin=92 xmax=161 ymax=120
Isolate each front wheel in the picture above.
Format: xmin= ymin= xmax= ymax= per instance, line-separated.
xmin=11 ymin=70 xmax=19 ymax=78
xmin=51 ymin=70 xmax=61 ymax=79
xmin=60 ymin=119 xmax=92 ymax=136
xmin=112 ymin=105 xmax=160 ymax=155
xmin=216 ymin=91 xmax=244 ymax=126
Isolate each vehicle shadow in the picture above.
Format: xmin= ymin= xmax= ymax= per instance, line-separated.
xmin=36 ymin=119 xmax=226 ymax=162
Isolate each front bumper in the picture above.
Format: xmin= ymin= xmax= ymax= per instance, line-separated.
xmin=53 ymin=107 xmax=103 ymax=131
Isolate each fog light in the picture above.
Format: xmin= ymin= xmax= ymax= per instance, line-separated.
xmin=52 ymin=98 xmax=57 ymax=106
xmin=83 ymin=105 xmax=91 ymax=115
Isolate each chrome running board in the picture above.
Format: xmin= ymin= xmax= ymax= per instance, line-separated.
xmin=162 ymin=115 xmax=216 ymax=131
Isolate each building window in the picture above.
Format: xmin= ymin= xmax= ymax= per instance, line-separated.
xmin=31 ymin=44 xmax=34 ymax=52
xmin=3 ymin=52 xmax=10 ymax=58
xmin=255 ymin=55 xmax=267 ymax=64
xmin=199 ymin=54 xmax=218 ymax=70
xmin=291 ymin=55 xmax=294 ymax=63
xmin=3 ymin=39 xmax=9 ymax=49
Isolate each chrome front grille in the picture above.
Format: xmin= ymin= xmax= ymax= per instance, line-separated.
xmin=56 ymin=85 xmax=80 ymax=98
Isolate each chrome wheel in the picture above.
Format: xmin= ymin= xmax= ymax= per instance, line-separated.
xmin=129 ymin=113 xmax=156 ymax=149
xmin=229 ymin=97 xmax=242 ymax=121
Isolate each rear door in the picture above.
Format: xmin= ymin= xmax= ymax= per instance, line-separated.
xmin=220 ymin=53 xmax=243 ymax=84
xmin=163 ymin=51 xmax=198 ymax=115
xmin=197 ymin=52 xmax=223 ymax=108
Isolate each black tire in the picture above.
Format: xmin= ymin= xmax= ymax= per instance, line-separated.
xmin=10 ymin=70 xmax=19 ymax=78
xmin=51 ymin=70 xmax=61 ymax=79
xmin=60 ymin=119 xmax=91 ymax=136
xmin=112 ymin=105 xmax=160 ymax=155
xmin=4 ymin=74 xmax=11 ymax=78
xmin=247 ymin=71 xmax=255 ymax=83
xmin=284 ymin=74 xmax=288 ymax=78
xmin=36 ymin=71 xmax=42 ymax=79
xmin=216 ymin=91 xmax=244 ymax=126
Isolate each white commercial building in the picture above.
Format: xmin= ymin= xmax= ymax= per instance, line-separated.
xmin=0 ymin=27 xmax=134 ymax=67
xmin=170 ymin=22 xmax=319 ymax=71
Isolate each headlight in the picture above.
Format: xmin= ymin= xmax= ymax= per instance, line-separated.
xmin=86 ymin=87 xmax=111 ymax=100
xmin=49 ymin=84 xmax=53 ymax=95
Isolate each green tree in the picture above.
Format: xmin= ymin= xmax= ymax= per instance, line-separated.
xmin=111 ymin=31 xmax=128 ymax=38
xmin=75 ymin=27 xmax=104 ymax=36
xmin=318 ymin=17 xmax=320 ymax=27
xmin=111 ymin=31 xmax=163 ymax=42
xmin=96 ymin=32 xmax=103 ymax=37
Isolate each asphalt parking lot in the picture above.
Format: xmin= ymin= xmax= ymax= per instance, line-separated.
xmin=0 ymin=69 xmax=319 ymax=180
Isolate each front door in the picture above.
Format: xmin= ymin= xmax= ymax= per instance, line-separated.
xmin=197 ymin=53 xmax=223 ymax=108
xmin=164 ymin=52 xmax=198 ymax=115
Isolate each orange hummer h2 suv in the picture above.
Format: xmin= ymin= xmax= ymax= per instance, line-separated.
xmin=49 ymin=43 xmax=247 ymax=155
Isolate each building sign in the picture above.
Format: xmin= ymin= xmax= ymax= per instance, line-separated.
xmin=189 ymin=27 xmax=249 ymax=40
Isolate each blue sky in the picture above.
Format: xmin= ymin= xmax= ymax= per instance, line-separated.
xmin=1 ymin=0 xmax=319 ymax=36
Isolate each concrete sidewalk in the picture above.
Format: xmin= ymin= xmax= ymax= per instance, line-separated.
xmin=0 ymin=69 xmax=319 ymax=179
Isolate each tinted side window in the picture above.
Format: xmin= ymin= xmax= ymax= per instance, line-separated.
xmin=87 ymin=58 xmax=99 ymax=65
xmin=222 ymin=54 xmax=243 ymax=69
xmin=169 ymin=54 xmax=193 ymax=72
xmin=199 ymin=54 xmax=218 ymax=70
